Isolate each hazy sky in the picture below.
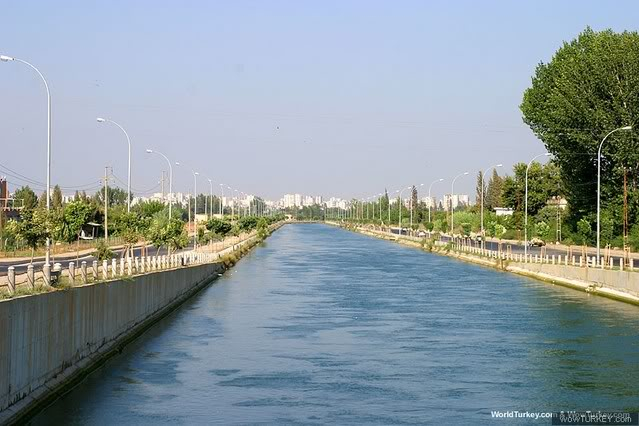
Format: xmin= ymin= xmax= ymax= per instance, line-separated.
xmin=1 ymin=0 xmax=637 ymax=201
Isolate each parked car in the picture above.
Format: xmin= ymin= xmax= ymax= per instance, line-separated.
xmin=417 ymin=231 xmax=427 ymax=237
xmin=528 ymin=238 xmax=546 ymax=247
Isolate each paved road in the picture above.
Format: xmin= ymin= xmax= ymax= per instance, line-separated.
xmin=388 ymin=228 xmax=632 ymax=266
xmin=0 ymin=243 xmax=195 ymax=276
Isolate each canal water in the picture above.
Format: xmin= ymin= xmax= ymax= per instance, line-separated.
xmin=31 ymin=224 xmax=639 ymax=425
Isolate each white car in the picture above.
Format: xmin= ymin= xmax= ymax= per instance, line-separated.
xmin=417 ymin=231 xmax=427 ymax=237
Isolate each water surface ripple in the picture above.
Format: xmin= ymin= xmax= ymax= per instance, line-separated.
xmin=31 ymin=224 xmax=639 ymax=425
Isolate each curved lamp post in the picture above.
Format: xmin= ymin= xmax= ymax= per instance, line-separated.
xmin=97 ymin=118 xmax=132 ymax=212
xmin=206 ymin=178 xmax=213 ymax=219
xmin=2 ymin=54 xmax=52 ymax=266
xmin=146 ymin=149 xmax=173 ymax=220
xmin=597 ymin=125 xmax=632 ymax=259
xmin=450 ymin=172 xmax=469 ymax=235
xmin=524 ymin=153 xmax=551 ymax=257
xmin=428 ymin=178 xmax=444 ymax=224
xmin=176 ymin=162 xmax=199 ymax=248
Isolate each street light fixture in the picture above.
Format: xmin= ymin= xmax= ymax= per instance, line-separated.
xmin=146 ymin=149 xmax=173 ymax=220
xmin=428 ymin=178 xmax=444 ymax=225
xmin=450 ymin=172 xmax=469 ymax=235
xmin=597 ymin=125 xmax=633 ymax=259
xmin=206 ymin=178 xmax=213 ymax=219
xmin=97 ymin=117 xmax=132 ymax=212
xmin=176 ymin=162 xmax=199 ymax=248
xmin=2 ymin=54 xmax=53 ymax=266
xmin=524 ymin=153 xmax=551 ymax=257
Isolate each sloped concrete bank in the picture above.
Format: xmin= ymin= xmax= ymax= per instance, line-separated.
xmin=344 ymin=224 xmax=639 ymax=307
xmin=0 ymin=229 xmax=276 ymax=425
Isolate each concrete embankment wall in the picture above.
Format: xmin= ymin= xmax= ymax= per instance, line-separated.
xmin=345 ymin=224 xmax=639 ymax=306
xmin=0 ymin=261 xmax=224 ymax=423
xmin=505 ymin=262 xmax=639 ymax=304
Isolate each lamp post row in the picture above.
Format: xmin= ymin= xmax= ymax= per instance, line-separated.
xmin=1 ymin=53 xmax=632 ymax=257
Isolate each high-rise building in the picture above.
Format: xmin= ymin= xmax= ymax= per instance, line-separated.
xmin=283 ymin=194 xmax=297 ymax=208
xmin=420 ymin=196 xmax=437 ymax=209
xmin=443 ymin=194 xmax=470 ymax=210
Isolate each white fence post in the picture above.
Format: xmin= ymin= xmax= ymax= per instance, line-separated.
xmin=81 ymin=261 xmax=88 ymax=284
xmin=7 ymin=266 xmax=15 ymax=295
xmin=69 ymin=262 xmax=75 ymax=286
xmin=27 ymin=264 xmax=35 ymax=289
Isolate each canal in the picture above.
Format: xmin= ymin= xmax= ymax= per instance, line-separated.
xmin=31 ymin=223 xmax=639 ymax=424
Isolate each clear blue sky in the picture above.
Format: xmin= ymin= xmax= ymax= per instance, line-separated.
xmin=1 ymin=0 xmax=637 ymax=201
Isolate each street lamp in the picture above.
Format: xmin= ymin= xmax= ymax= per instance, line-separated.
xmin=2 ymin=54 xmax=52 ymax=266
xmin=524 ymin=153 xmax=551 ymax=257
xmin=450 ymin=172 xmax=469 ymax=235
xmin=97 ymin=118 xmax=132 ymax=212
xmin=428 ymin=178 xmax=444 ymax=225
xmin=597 ymin=125 xmax=633 ymax=259
xmin=146 ymin=149 xmax=173 ymax=220
xmin=176 ymin=162 xmax=199 ymax=248
xmin=480 ymin=164 xmax=503 ymax=243
xmin=206 ymin=178 xmax=213 ymax=219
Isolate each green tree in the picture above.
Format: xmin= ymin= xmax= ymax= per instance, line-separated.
xmin=521 ymin=27 xmax=639 ymax=223
xmin=5 ymin=209 xmax=49 ymax=261
xmin=475 ymin=171 xmax=485 ymax=211
xmin=576 ymin=218 xmax=592 ymax=245
xmin=52 ymin=185 xmax=63 ymax=209
xmin=535 ymin=221 xmax=551 ymax=241
xmin=59 ymin=200 xmax=94 ymax=243
xmin=146 ymin=216 xmax=188 ymax=255
xmin=486 ymin=169 xmax=504 ymax=210
xmin=206 ymin=218 xmax=233 ymax=236
xmin=93 ymin=186 xmax=130 ymax=207
xmin=256 ymin=217 xmax=269 ymax=241
xmin=12 ymin=186 xmax=38 ymax=211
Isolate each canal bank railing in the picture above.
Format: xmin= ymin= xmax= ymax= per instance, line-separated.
xmin=452 ymin=239 xmax=638 ymax=272
xmin=356 ymin=226 xmax=639 ymax=273
xmin=0 ymin=230 xmax=263 ymax=298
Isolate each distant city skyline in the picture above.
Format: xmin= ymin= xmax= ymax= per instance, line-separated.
xmin=1 ymin=1 xmax=636 ymax=199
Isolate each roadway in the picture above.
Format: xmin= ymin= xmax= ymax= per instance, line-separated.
xmin=0 ymin=243 xmax=194 ymax=276
xmin=387 ymin=227 xmax=634 ymax=266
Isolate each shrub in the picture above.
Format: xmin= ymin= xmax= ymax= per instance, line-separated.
xmin=94 ymin=240 xmax=114 ymax=261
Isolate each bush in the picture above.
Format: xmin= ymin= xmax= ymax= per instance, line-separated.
xmin=94 ymin=240 xmax=114 ymax=261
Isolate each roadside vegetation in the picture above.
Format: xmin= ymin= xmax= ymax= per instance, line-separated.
xmin=0 ymin=183 xmax=284 ymax=260
xmin=334 ymin=27 xmax=639 ymax=252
